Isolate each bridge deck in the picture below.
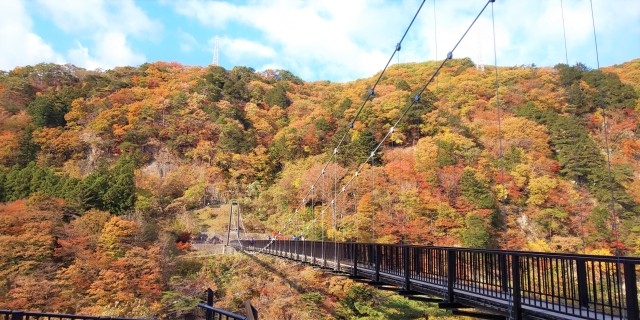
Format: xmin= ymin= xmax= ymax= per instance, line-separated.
xmin=237 ymin=240 xmax=639 ymax=320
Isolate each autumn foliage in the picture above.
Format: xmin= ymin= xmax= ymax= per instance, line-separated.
xmin=0 ymin=58 xmax=639 ymax=317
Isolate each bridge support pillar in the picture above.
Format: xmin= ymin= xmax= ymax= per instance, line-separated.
xmin=375 ymin=245 xmax=382 ymax=283
xmin=312 ymin=241 xmax=317 ymax=265
xmin=206 ymin=288 xmax=214 ymax=320
xmin=624 ymin=261 xmax=639 ymax=320
xmin=335 ymin=242 xmax=341 ymax=272
xmin=403 ymin=246 xmax=411 ymax=291
xmin=322 ymin=241 xmax=327 ymax=268
xmin=510 ymin=254 xmax=522 ymax=320
xmin=302 ymin=240 xmax=306 ymax=263
xmin=447 ymin=250 xmax=456 ymax=303
xmin=351 ymin=242 xmax=359 ymax=278
xmin=576 ymin=258 xmax=590 ymax=308
xmin=499 ymin=254 xmax=508 ymax=292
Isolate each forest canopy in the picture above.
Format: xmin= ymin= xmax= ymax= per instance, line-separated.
xmin=0 ymin=58 xmax=639 ymax=318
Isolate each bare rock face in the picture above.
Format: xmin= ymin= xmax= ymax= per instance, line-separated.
xmin=140 ymin=140 xmax=182 ymax=178
xmin=67 ymin=130 xmax=108 ymax=178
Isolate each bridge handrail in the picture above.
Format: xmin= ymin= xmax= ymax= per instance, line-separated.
xmin=0 ymin=309 xmax=152 ymax=320
xmin=197 ymin=303 xmax=247 ymax=320
xmin=241 ymin=239 xmax=639 ymax=319
xmin=245 ymin=239 xmax=640 ymax=263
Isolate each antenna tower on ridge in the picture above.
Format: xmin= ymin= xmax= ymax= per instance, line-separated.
xmin=213 ymin=36 xmax=220 ymax=66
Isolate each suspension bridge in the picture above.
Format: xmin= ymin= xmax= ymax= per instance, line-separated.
xmin=224 ymin=0 xmax=638 ymax=319
xmin=2 ymin=0 xmax=637 ymax=319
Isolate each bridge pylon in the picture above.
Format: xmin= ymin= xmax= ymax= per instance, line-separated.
xmin=225 ymin=200 xmax=242 ymax=251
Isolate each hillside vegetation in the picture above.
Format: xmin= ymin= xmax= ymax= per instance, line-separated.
xmin=0 ymin=58 xmax=639 ymax=318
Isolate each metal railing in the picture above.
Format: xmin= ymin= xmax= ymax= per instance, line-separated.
xmin=240 ymin=240 xmax=640 ymax=320
xmin=197 ymin=304 xmax=247 ymax=320
xmin=0 ymin=310 xmax=150 ymax=320
xmin=198 ymin=288 xmax=254 ymax=320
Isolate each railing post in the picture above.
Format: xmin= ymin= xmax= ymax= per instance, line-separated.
xmin=576 ymin=258 xmax=590 ymax=308
xmin=447 ymin=249 xmax=456 ymax=303
xmin=302 ymin=239 xmax=306 ymax=263
xmin=500 ymin=253 xmax=509 ymax=292
xmin=286 ymin=240 xmax=290 ymax=257
xmin=322 ymin=241 xmax=327 ymax=268
xmin=352 ymin=242 xmax=358 ymax=277
xmin=624 ymin=261 xmax=639 ymax=320
xmin=245 ymin=301 xmax=259 ymax=320
xmin=335 ymin=243 xmax=341 ymax=272
xmin=375 ymin=244 xmax=382 ymax=283
xmin=206 ymin=288 xmax=214 ymax=320
xmin=510 ymin=254 xmax=522 ymax=320
xmin=10 ymin=311 xmax=24 ymax=320
xmin=312 ymin=241 xmax=317 ymax=265
xmin=403 ymin=245 xmax=411 ymax=291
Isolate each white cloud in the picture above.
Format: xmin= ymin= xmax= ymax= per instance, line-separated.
xmin=0 ymin=0 xmax=64 ymax=70
xmin=410 ymin=0 xmax=640 ymax=69
xmin=36 ymin=0 xmax=161 ymax=40
xmin=179 ymin=30 xmax=199 ymax=53
xmin=34 ymin=0 xmax=161 ymax=69
xmin=173 ymin=0 xmax=239 ymax=29
xmin=173 ymin=0 xmax=640 ymax=81
xmin=173 ymin=0 xmax=412 ymax=81
xmin=215 ymin=37 xmax=276 ymax=62
xmin=94 ymin=32 xmax=146 ymax=67
xmin=67 ymin=32 xmax=145 ymax=70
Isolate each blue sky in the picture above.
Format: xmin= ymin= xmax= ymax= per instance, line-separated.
xmin=1 ymin=0 xmax=638 ymax=82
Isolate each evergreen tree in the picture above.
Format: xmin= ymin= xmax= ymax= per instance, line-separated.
xmin=16 ymin=127 xmax=39 ymax=167
xmin=461 ymin=213 xmax=493 ymax=248
xmin=459 ymin=168 xmax=495 ymax=209
xmin=103 ymin=156 xmax=136 ymax=214
xmin=217 ymin=121 xmax=255 ymax=154
xmin=4 ymin=163 xmax=36 ymax=201
xmin=0 ymin=172 xmax=5 ymax=202
xmin=82 ymin=163 xmax=110 ymax=210
xmin=352 ymin=128 xmax=382 ymax=166
xmin=264 ymin=83 xmax=290 ymax=108
xmin=516 ymin=103 xmax=639 ymax=215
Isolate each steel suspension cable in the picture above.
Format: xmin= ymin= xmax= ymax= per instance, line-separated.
xmin=322 ymin=169 xmax=326 ymax=264
xmin=491 ymin=1 xmax=507 ymax=252
xmin=490 ymin=2 xmax=514 ymax=319
xmin=331 ymin=160 xmax=338 ymax=255
xmin=350 ymin=0 xmax=427 ymax=127
xmin=279 ymin=1 xmax=430 ymax=241
xmin=322 ymin=169 xmax=326 ymax=243
xmin=589 ymin=0 xmax=626 ymax=312
xmin=298 ymin=0 xmax=494 ymax=243
xmin=397 ymin=45 xmax=406 ymax=244
xmin=311 ymin=184 xmax=315 ymax=238
xmin=371 ymin=156 xmax=375 ymax=243
xmin=560 ymin=0 xmax=587 ymax=253
xmin=433 ymin=0 xmax=439 ymax=91
xmin=589 ymin=0 xmax=619 ymax=258
xmin=589 ymin=1 xmax=625 ymax=312
xmin=560 ymin=0 xmax=570 ymax=66
xmin=354 ymin=172 xmax=359 ymax=242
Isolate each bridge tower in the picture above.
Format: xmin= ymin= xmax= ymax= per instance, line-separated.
xmin=225 ymin=201 xmax=242 ymax=247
